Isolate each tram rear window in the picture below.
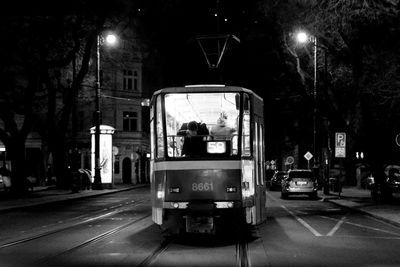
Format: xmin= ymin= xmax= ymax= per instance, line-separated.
xmin=164 ymin=92 xmax=240 ymax=158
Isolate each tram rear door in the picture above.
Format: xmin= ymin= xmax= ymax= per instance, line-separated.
xmin=254 ymin=106 xmax=266 ymax=224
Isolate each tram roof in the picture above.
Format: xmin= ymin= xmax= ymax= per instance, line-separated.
xmin=151 ymin=85 xmax=263 ymax=101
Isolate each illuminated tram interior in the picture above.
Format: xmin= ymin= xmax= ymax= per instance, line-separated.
xmin=161 ymin=93 xmax=249 ymax=158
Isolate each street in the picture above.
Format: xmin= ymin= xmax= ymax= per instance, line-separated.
xmin=1 ymin=187 xmax=400 ymax=266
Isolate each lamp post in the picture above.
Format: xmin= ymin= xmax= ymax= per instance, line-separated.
xmin=296 ymin=31 xmax=318 ymax=165
xmin=92 ymin=33 xmax=117 ymax=190
xmin=296 ymin=30 xmax=331 ymax=194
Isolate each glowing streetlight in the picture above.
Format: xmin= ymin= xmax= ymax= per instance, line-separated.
xmin=92 ymin=32 xmax=118 ymax=190
xmin=105 ymin=34 xmax=117 ymax=45
xmin=296 ymin=32 xmax=308 ymax=44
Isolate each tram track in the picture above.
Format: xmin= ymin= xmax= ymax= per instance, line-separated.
xmin=236 ymin=238 xmax=251 ymax=267
xmin=0 ymin=198 xmax=148 ymax=249
xmin=137 ymin=233 xmax=251 ymax=267
xmin=137 ymin=235 xmax=175 ymax=267
xmin=36 ymin=213 xmax=152 ymax=265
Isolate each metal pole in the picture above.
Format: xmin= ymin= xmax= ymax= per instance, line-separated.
xmin=313 ymin=37 xmax=317 ymax=167
xmin=323 ymin=48 xmax=330 ymax=195
xmin=93 ymin=35 xmax=102 ymax=190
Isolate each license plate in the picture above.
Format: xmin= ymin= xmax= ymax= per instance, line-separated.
xmin=297 ymin=181 xmax=307 ymax=185
xmin=186 ymin=216 xmax=214 ymax=233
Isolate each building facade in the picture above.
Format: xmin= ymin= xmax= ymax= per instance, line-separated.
xmin=74 ymin=28 xmax=151 ymax=185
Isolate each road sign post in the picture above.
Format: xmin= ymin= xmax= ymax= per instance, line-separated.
xmin=304 ymin=152 xmax=313 ymax=169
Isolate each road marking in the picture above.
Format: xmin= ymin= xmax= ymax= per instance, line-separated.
xmin=327 ymin=216 xmax=346 ymax=236
xmin=266 ymin=191 xmax=322 ymax=236
xmin=279 ymin=204 xmax=322 ymax=237
xmin=321 ymin=215 xmax=400 ymax=237
xmin=333 ymin=235 xmax=400 ymax=240
xmin=344 ymin=220 xmax=400 ymax=236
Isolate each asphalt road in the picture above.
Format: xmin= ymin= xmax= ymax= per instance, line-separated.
xmin=1 ymin=187 xmax=400 ymax=266
xmin=263 ymin=190 xmax=400 ymax=266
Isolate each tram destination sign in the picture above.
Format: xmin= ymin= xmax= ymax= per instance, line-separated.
xmin=335 ymin=132 xmax=346 ymax=158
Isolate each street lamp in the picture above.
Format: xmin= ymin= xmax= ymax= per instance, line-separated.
xmin=296 ymin=31 xmax=318 ymax=164
xmin=296 ymin=30 xmax=330 ymax=194
xmin=92 ymin=32 xmax=118 ymax=190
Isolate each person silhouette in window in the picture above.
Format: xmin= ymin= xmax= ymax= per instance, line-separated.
xmin=178 ymin=121 xmax=208 ymax=156
xmin=210 ymin=112 xmax=235 ymax=140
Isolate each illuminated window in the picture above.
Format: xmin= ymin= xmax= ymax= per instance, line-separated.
xmin=242 ymin=94 xmax=251 ymax=156
xmin=123 ymin=112 xmax=137 ymax=131
xmin=156 ymin=96 xmax=164 ymax=158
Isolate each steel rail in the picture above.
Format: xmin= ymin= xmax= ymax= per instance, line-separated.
xmin=0 ymin=198 xmax=148 ymax=249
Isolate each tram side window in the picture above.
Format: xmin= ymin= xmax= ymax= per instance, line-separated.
xmin=150 ymin=106 xmax=155 ymax=159
xmin=156 ymin=96 xmax=164 ymax=158
xmin=167 ymin=112 xmax=184 ymax=157
xmin=242 ymin=94 xmax=251 ymax=156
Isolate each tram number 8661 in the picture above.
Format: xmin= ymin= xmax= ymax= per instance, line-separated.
xmin=192 ymin=182 xmax=214 ymax=191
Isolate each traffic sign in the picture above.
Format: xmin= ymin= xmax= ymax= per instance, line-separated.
xmin=396 ymin=134 xmax=400 ymax=147
xmin=335 ymin=132 xmax=346 ymax=158
xmin=285 ymin=156 xmax=294 ymax=165
xmin=304 ymin=152 xmax=313 ymax=161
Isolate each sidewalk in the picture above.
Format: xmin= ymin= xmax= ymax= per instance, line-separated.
xmin=321 ymin=186 xmax=400 ymax=227
xmin=0 ymin=184 xmax=148 ymax=212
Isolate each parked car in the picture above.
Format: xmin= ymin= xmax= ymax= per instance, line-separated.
xmin=269 ymin=170 xmax=287 ymax=191
xmin=281 ymin=169 xmax=318 ymax=199
xmin=0 ymin=174 xmax=11 ymax=191
xmin=371 ymin=165 xmax=400 ymax=202
xmin=0 ymin=167 xmax=11 ymax=191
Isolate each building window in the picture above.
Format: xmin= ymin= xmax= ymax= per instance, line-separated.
xmin=123 ymin=70 xmax=132 ymax=90
xmin=123 ymin=111 xmax=138 ymax=131
xmin=133 ymin=70 xmax=138 ymax=91
xmin=123 ymin=69 xmax=139 ymax=91
xmin=114 ymin=159 xmax=120 ymax=174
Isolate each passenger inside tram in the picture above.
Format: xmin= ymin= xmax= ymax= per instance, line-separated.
xmin=210 ymin=112 xmax=236 ymax=140
xmin=177 ymin=121 xmax=209 ymax=156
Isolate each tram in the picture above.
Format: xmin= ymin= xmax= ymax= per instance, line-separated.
xmin=149 ymin=85 xmax=266 ymax=234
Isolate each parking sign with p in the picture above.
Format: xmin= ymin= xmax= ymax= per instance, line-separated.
xmin=335 ymin=132 xmax=346 ymax=158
